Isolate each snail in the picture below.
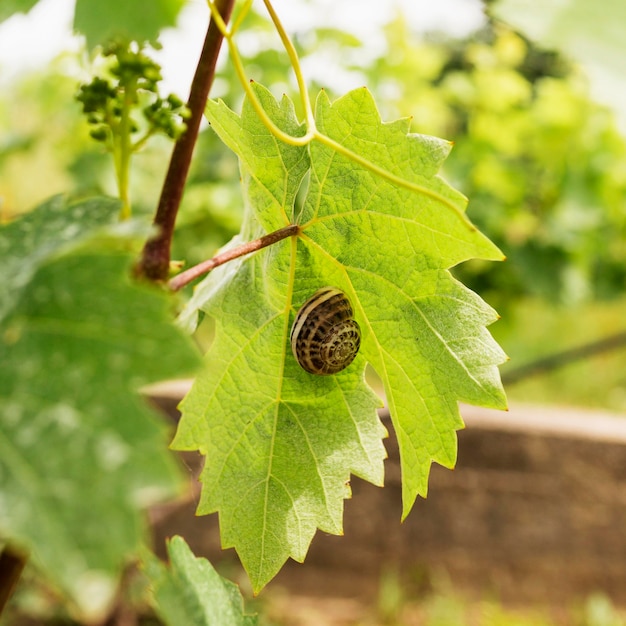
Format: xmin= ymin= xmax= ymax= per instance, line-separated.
xmin=290 ymin=287 xmax=361 ymax=375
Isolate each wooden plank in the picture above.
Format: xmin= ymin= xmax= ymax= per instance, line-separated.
xmin=148 ymin=390 xmax=626 ymax=606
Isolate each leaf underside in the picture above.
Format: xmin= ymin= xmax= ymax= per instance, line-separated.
xmin=174 ymin=84 xmax=507 ymax=592
xmin=145 ymin=535 xmax=258 ymax=626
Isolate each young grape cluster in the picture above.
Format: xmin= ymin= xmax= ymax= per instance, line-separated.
xmin=77 ymin=40 xmax=190 ymax=145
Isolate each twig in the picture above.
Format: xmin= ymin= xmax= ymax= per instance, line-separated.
xmin=502 ymin=331 xmax=626 ymax=385
xmin=137 ymin=0 xmax=236 ymax=281
xmin=0 ymin=545 xmax=27 ymax=616
xmin=169 ymin=224 xmax=299 ymax=291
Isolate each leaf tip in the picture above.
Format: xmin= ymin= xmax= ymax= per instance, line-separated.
xmin=400 ymin=506 xmax=413 ymax=524
xmin=400 ymin=488 xmax=423 ymax=523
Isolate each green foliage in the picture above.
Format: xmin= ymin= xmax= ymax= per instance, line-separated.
xmin=9 ymin=1 xmax=599 ymax=620
xmin=73 ymin=0 xmax=187 ymax=51
xmin=495 ymin=295 xmax=626 ymax=411
xmin=492 ymin=0 xmax=626 ymax=132
xmin=0 ymin=0 xmax=38 ymax=23
xmin=211 ymin=6 xmax=365 ymax=115
xmin=0 ymin=53 xmax=235 ymax=266
xmin=364 ymin=21 xmax=626 ymax=305
xmin=145 ymin=536 xmax=258 ymax=626
xmin=0 ymin=0 xmax=186 ymax=45
xmin=172 ymin=83 xmax=506 ymax=592
xmin=6 ymin=12 xmax=625 ymax=305
xmin=0 ymin=195 xmax=201 ymax=619
xmin=0 ymin=63 xmax=100 ymax=216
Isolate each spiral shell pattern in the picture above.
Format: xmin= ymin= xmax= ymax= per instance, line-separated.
xmin=290 ymin=287 xmax=361 ymax=375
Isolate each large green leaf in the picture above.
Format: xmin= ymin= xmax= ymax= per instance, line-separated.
xmin=145 ymin=536 xmax=258 ymax=626
xmin=492 ymin=0 xmax=626 ymax=132
xmin=0 ymin=196 xmax=201 ymax=620
xmin=173 ymin=83 xmax=507 ymax=592
xmin=74 ymin=0 xmax=187 ymax=50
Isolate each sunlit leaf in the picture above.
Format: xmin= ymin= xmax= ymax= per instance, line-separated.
xmin=173 ymin=83 xmax=507 ymax=592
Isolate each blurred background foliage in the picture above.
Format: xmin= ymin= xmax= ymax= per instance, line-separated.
xmin=1 ymin=4 xmax=626 ymax=411
xmin=3 ymin=4 xmax=626 ymax=625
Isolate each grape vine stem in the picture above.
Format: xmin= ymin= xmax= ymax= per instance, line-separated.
xmin=0 ymin=545 xmax=26 ymax=617
xmin=137 ymin=0 xmax=235 ymax=281
xmin=169 ymin=224 xmax=300 ymax=291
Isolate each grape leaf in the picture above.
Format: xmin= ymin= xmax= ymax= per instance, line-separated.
xmin=0 ymin=196 xmax=201 ymax=620
xmin=173 ymin=83 xmax=507 ymax=592
xmin=74 ymin=0 xmax=186 ymax=50
xmin=145 ymin=536 xmax=258 ymax=626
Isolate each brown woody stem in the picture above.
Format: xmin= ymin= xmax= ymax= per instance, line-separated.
xmin=137 ymin=0 xmax=235 ymax=281
xmin=0 ymin=545 xmax=27 ymax=616
xmin=169 ymin=224 xmax=299 ymax=291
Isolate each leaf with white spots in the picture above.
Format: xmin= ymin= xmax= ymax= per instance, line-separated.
xmin=0 ymin=196 xmax=200 ymax=620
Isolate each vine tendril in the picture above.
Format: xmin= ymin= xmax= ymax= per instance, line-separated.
xmin=206 ymin=0 xmax=475 ymax=229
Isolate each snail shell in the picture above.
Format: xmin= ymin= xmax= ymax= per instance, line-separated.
xmin=290 ymin=287 xmax=361 ymax=375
